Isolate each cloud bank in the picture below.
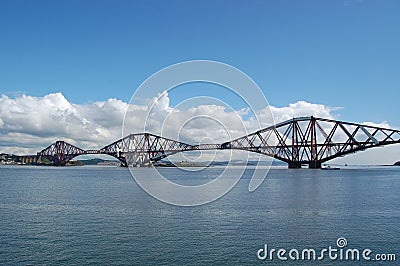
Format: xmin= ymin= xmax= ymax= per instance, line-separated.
xmin=0 ymin=92 xmax=397 ymax=164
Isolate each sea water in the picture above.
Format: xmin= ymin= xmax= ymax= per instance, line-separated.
xmin=0 ymin=166 xmax=398 ymax=265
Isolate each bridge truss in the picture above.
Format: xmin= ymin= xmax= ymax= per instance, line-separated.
xmin=36 ymin=140 xmax=86 ymax=166
xmin=221 ymin=116 xmax=400 ymax=168
xmin=99 ymin=133 xmax=199 ymax=166
xmin=22 ymin=117 xmax=400 ymax=168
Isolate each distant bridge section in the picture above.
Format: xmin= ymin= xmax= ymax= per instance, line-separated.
xmin=36 ymin=141 xmax=87 ymax=166
xmin=19 ymin=117 xmax=400 ymax=168
xmin=99 ymin=133 xmax=199 ymax=166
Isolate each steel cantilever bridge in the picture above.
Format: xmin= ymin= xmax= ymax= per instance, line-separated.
xmin=21 ymin=116 xmax=400 ymax=168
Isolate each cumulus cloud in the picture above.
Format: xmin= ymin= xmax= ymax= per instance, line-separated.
xmin=0 ymin=92 xmax=397 ymax=164
xmin=0 ymin=93 xmax=128 ymax=151
xmin=269 ymin=101 xmax=341 ymax=122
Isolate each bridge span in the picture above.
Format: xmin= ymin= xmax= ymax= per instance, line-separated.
xmin=18 ymin=116 xmax=400 ymax=168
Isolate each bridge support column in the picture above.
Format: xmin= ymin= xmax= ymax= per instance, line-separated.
xmin=309 ymin=161 xmax=321 ymax=169
xmin=288 ymin=162 xmax=301 ymax=169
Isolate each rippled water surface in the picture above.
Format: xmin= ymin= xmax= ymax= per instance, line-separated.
xmin=0 ymin=166 xmax=399 ymax=265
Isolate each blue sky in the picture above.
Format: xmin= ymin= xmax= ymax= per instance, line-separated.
xmin=1 ymin=0 xmax=399 ymax=125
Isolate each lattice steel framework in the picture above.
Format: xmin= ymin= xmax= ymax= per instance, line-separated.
xmin=30 ymin=117 xmax=400 ymax=167
xmin=221 ymin=116 xmax=400 ymax=168
xmin=99 ymin=133 xmax=199 ymax=166
xmin=37 ymin=140 xmax=86 ymax=166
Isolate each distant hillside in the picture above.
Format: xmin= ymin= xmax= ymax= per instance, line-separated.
xmin=77 ymin=158 xmax=120 ymax=166
xmin=395 ymin=161 xmax=400 ymax=166
xmin=78 ymin=158 xmax=106 ymax=165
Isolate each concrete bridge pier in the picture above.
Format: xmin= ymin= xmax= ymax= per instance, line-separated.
xmin=288 ymin=161 xmax=322 ymax=169
xmin=308 ymin=161 xmax=322 ymax=169
xmin=288 ymin=162 xmax=302 ymax=169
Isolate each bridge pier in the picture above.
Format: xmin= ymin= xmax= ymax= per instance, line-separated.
xmin=287 ymin=161 xmax=322 ymax=169
xmin=309 ymin=161 xmax=322 ymax=169
xmin=288 ymin=162 xmax=302 ymax=169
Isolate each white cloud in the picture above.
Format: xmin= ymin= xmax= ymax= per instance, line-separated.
xmin=0 ymin=93 xmax=128 ymax=151
xmin=0 ymin=92 xmax=398 ymax=165
xmin=269 ymin=101 xmax=341 ymax=123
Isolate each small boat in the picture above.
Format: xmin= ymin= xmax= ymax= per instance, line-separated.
xmin=321 ymin=166 xmax=340 ymax=170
